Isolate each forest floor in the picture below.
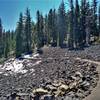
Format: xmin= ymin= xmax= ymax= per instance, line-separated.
xmin=0 ymin=45 xmax=100 ymax=100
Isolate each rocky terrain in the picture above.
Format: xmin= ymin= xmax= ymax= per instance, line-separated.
xmin=0 ymin=45 xmax=99 ymax=100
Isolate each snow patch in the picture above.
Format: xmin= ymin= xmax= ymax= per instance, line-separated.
xmin=33 ymin=53 xmax=39 ymax=57
xmin=30 ymin=69 xmax=35 ymax=72
xmin=33 ymin=60 xmax=42 ymax=66
xmin=23 ymin=53 xmax=39 ymax=59
xmin=0 ymin=53 xmax=42 ymax=75
xmin=2 ymin=59 xmax=26 ymax=74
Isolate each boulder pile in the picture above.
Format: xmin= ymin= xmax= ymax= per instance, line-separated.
xmin=0 ymin=46 xmax=99 ymax=100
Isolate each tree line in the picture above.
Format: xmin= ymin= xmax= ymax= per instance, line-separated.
xmin=0 ymin=0 xmax=100 ymax=59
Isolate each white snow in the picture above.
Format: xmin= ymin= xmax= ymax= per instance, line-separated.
xmin=0 ymin=53 xmax=42 ymax=75
xmin=23 ymin=53 xmax=39 ymax=59
xmin=2 ymin=59 xmax=41 ymax=74
xmin=23 ymin=55 xmax=31 ymax=59
xmin=30 ymin=69 xmax=35 ymax=72
xmin=33 ymin=53 xmax=39 ymax=57
xmin=33 ymin=60 xmax=42 ymax=66
xmin=2 ymin=59 xmax=25 ymax=74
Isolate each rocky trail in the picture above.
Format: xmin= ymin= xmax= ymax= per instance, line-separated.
xmin=75 ymin=58 xmax=100 ymax=100
xmin=0 ymin=45 xmax=99 ymax=100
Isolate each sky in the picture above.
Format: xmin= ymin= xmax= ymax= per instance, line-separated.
xmin=0 ymin=0 xmax=62 ymax=31
xmin=0 ymin=0 xmax=99 ymax=31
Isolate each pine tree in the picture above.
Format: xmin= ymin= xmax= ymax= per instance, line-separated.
xmin=85 ymin=1 xmax=92 ymax=45
xmin=32 ymin=22 xmax=36 ymax=48
xmin=0 ymin=18 xmax=3 ymax=57
xmin=92 ymin=0 xmax=98 ymax=36
xmin=58 ymin=0 xmax=67 ymax=47
xmin=99 ymin=5 xmax=100 ymax=38
xmin=47 ymin=9 xmax=58 ymax=46
xmin=0 ymin=18 xmax=2 ymax=38
xmin=2 ymin=30 xmax=6 ymax=56
xmin=80 ymin=0 xmax=86 ymax=48
xmin=24 ymin=8 xmax=32 ymax=53
xmin=74 ymin=0 xmax=80 ymax=48
xmin=10 ymin=30 xmax=16 ymax=53
xmin=16 ymin=13 xmax=24 ymax=57
xmin=44 ymin=14 xmax=48 ymax=45
xmin=48 ymin=9 xmax=53 ymax=44
xmin=4 ymin=31 xmax=10 ymax=58
xmin=52 ymin=9 xmax=57 ymax=46
xmin=36 ymin=10 xmax=44 ymax=48
xmin=68 ymin=0 xmax=74 ymax=49
xmin=40 ymin=14 xmax=44 ymax=46
xmin=36 ymin=10 xmax=40 ymax=48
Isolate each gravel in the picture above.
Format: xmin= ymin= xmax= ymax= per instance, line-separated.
xmin=0 ymin=45 xmax=99 ymax=100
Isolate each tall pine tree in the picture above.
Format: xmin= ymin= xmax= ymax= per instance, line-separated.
xmin=92 ymin=0 xmax=98 ymax=36
xmin=99 ymin=5 xmax=100 ymax=38
xmin=80 ymin=0 xmax=86 ymax=47
xmin=52 ymin=9 xmax=58 ymax=46
xmin=0 ymin=18 xmax=3 ymax=56
xmin=44 ymin=14 xmax=48 ymax=45
xmin=85 ymin=1 xmax=92 ymax=45
xmin=48 ymin=9 xmax=53 ymax=45
xmin=24 ymin=8 xmax=32 ymax=53
xmin=36 ymin=11 xmax=44 ymax=48
xmin=68 ymin=0 xmax=74 ymax=49
xmin=4 ymin=31 xmax=10 ymax=58
xmin=16 ymin=13 xmax=24 ymax=57
xmin=58 ymin=0 xmax=67 ymax=47
xmin=74 ymin=0 xmax=80 ymax=48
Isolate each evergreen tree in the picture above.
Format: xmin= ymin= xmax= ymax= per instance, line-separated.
xmin=0 ymin=18 xmax=3 ymax=56
xmin=74 ymin=0 xmax=80 ymax=48
xmin=58 ymin=0 xmax=67 ymax=47
xmin=85 ymin=1 xmax=92 ymax=45
xmin=48 ymin=9 xmax=53 ymax=44
xmin=4 ymin=31 xmax=10 ymax=58
xmin=16 ymin=13 xmax=24 ymax=57
xmin=0 ymin=18 xmax=2 ymax=38
xmin=52 ymin=9 xmax=58 ymax=46
xmin=92 ymin=0 xmax=98 ymax=36
xmin=99 ymin=5 xmax=100 ymax=38
xmin=80 ymin=0 xmax=86 ymax=47
xmin=44 ymin=14 xmax=48 ymax=45
xmin=24 ymin=8 xmax=32 ymax=53
xmin=36 ymin=10 xmax=44 ymax=48
xmin=47 ymin=9 xmax=57 ymax=46
xmin=36 ymin=10 xmax=40 ymax=48
xmin=2 ymin=30 xmax=6 ymax=56
xmin=68 ymin=0 xmax=74 ymax=49
xmin=10 ymin=30 xmax=16 ymax=53
xmin=40 ymin=13 xmax=44 ymax=46
xmin=32 ymin=22 xmax=36 ymax=48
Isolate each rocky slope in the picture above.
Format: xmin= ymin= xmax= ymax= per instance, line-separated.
xmin=0 ymin=45 xmax=99 ymax=100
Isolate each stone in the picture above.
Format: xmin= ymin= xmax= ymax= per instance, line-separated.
xmin=59 ymin=84 xmax=69 ymax=91
xmin=76 ymin=92 xmax=85 ymax=98
xmin=34 ymin=95 xmax=40 ymax=100
xmin=69 ymin=82 xmax=77 ymax=89
xmin=64 ymin=96 xmax=73 ymax=100
xmin=33 ymin=88 xmax=48 ymax=95
xmin=46 ymin=85 xmax=57 ymax=91
xmin=80 ymin=81 xmax=90 ymax=91
xmin=52 ymin=81 xmax=61 ymax=87
xmin=75 ymin=72 xmax=83 ymax=78
xmin=44 ymin=95 xmax=55 ymax=100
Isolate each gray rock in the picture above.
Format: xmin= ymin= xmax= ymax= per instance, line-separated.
xmin=64 ymin=96 xmax=73 ymax=100
xmin=44 ymin=95 xmax=55 ymax=100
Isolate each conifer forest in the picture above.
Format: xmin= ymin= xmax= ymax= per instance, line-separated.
xmin=0 ymin=0 xmax=100 ymax=100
